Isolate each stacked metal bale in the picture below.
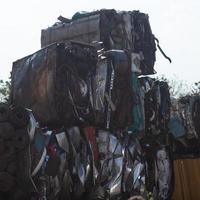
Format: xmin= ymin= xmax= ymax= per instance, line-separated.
xmin=6 ymin=9 xmax=173 ymax=200
xmin=41 ymin=10 xmax=156 ymax=75
xmin=169 ymin=95 xmax=200 ymax=158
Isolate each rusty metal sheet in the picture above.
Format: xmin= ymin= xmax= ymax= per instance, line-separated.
xmin=11 ymin=42 xmax=97 ymax=127
xmin=11 ymin=43 xmax=59 ymax=125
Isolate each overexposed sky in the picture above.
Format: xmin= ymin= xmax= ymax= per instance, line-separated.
xmin=0 ymin=0 xmax=199 ymax=83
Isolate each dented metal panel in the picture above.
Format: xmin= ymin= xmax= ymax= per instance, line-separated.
xmin=11 ymin=43 xmax=59 ymax=125
xmin=11 ymin=42 xmax=97 ymax=127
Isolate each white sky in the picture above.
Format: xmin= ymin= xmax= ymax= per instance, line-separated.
xmin=0 ymin=0 xmax=200 ymax=83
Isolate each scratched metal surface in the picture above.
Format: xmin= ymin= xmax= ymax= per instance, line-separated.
xmin=11 ymin=43 xmax=61 ymax=126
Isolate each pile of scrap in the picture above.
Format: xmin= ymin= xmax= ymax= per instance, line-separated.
xmin=169 ymin=95 xmax=200 ymax=200
xmin=169 ymin=95 xmax=200 ymax=158
xmin=0 ymin=9 xmax=176 ymax=200
xmin=41 ymin=10 xmax=156 ymax=75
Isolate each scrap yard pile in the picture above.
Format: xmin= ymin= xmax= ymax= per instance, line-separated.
xmin=0 ymin=9 xmax=199 ymax=200
xmin=170 ymin=96 xmax=200 ymax=158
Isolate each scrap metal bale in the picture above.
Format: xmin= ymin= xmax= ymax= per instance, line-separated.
xmin=41 ymin=9 xmax=156 ymax=75
xmin=11 ymin=42 xmax=97 ymax=127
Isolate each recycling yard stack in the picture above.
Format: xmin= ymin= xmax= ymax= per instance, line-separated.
xmin=0 ymin=9 xmax=176 ymax=200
